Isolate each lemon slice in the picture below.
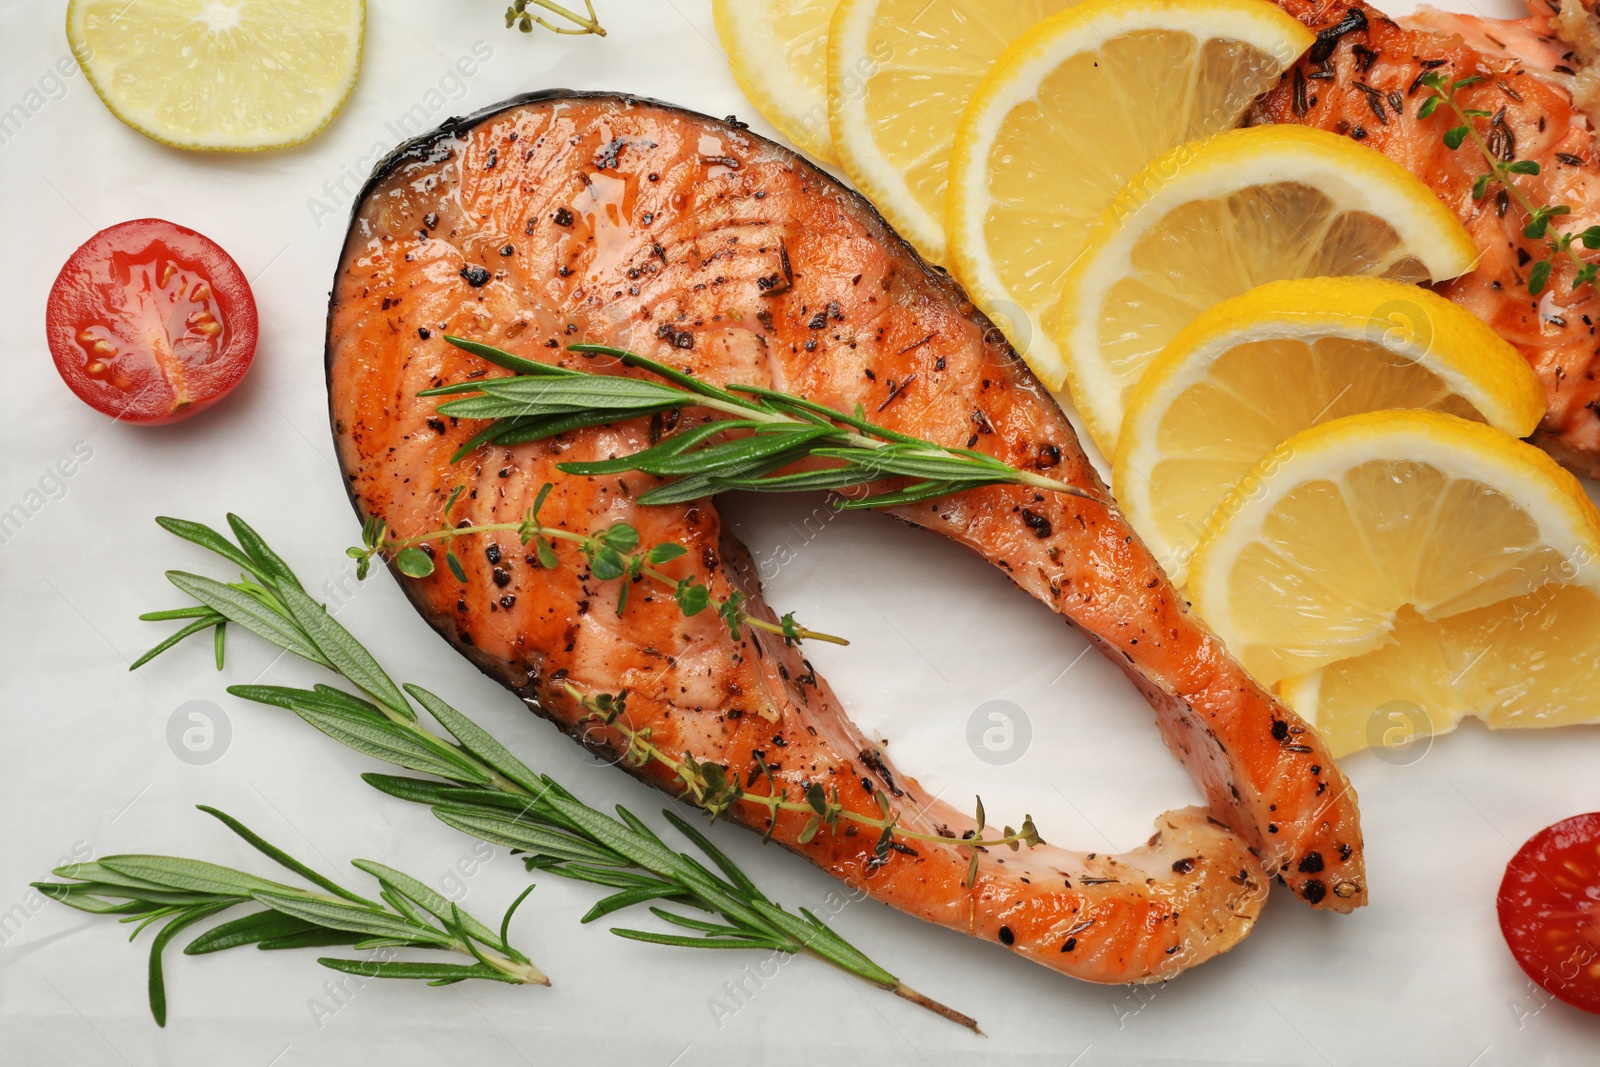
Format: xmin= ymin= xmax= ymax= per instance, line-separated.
xmin=1277 ymin=580 xmax=1600 ymax=757
xmin=1058 ymin=125 xmax=1480 ymax=454
xmin=946 ymin=0 xmax=1312 ymax=388
xmin=68 ymin=0 xmax=365 ymax=151
xmin=714 ymin=0 xmax=841 ymax=163
xmin=828 ymin=0 xmax=1077 ymax=262
xmin=1115 ymin=277 xmax=1545 ymax=586
xmin=1188 ymin=410 xmax=1600 ymax=689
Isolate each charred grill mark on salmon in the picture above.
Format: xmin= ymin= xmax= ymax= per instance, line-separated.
xmin=1256 ymin=0 xmax=1600 ymax=477
xmin=326 ymin=93 xmax=1366 ymax=983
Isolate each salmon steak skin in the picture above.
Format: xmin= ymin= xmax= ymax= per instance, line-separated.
xmin=326 ymin=91 xmax=1365 ymax=986
xmin=1255 ymin=0 xmax=1600 ymax=477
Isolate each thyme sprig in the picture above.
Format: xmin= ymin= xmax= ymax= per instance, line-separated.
xmin=422 ymin=337 xmax=1103 ymax=511
xmin=1421 ymin=72 xmax=1600 ymax=294
xmin=347 ymin=482 xmax=845 ymax=646
xmin=35 ymin=805 xmax=544 ymax=1026
xmin=504 ymin=0 xmax=605 ymax=36
xmin=571 ymin=686 xmax=1041 ymax=887
xmin=133 ymin=516 xmax=978 ymax=1031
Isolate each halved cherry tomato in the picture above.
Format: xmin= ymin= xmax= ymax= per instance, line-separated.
xmin=46 ymin=218 xmax=258 ymax=424
xmin=1498 ymin=812 xmax=1600 ymax=1016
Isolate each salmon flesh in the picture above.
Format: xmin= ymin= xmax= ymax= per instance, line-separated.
xmin=326 ymin=92 xmax=1366 ymax=986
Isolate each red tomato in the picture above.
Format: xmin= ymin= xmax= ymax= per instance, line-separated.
xmin=1498 ymin=812 xmax=1600 ymax=1016
xmin=46 ymin=218 xmax=258 ymax=424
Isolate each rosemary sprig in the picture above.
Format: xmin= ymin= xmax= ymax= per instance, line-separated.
xmin=422 ymin=337 xmax=1102 ymax=511
xmin=134 ymin=516 xmax=980 ymax=1032
xmin=347 ymin=482 xmax=846 ymax=646
xmin=34 ymin=804 xmax=544 ymax=1026
xmin=504 ymin=0 xmax=605 ymax=36
xmin=1421 ymin=72 xmax=1600 ymax=294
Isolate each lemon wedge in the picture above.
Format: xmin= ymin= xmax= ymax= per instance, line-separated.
xmin=828 ymin=0 xmax=1077 ymax=262
xmin=1114 ymin=277 xmax=1545 ymax=586
xmin=1188 ymin=410 xmax=1600 ymax=693
xmin=946 ymin=0 xmax=1312 ymax=388
xmin=68 ymin=0 xmax=364 ymax=151
xmin=714 ymin=0 xmax=842 ymax=162
xmin=1058 ymin=125 xmax=1480 ymax=454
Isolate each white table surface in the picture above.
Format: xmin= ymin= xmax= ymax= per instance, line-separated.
xmin=3 ymin=1 xmax=1598 ymax=1063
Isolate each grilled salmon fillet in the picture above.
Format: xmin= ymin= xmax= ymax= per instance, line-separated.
xmin=1256 ymin=0 xmax=1600 ymax=476
xmin=326 ymin=93 xmax=1365 ymax=984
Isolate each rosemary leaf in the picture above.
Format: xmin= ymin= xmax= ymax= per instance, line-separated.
xmin=256 ymin=929 xmax=367 ymax=951
xmin=748 ymin=899 xmax=895 ymax=987
xmin=379 ymin=887 xmax=436 ymax=929
xmin=360 ymin=773 xmax=534 ymax=813
xmin=541 ymin=797 xmax=771 ymax=935
xmin=232 ymin=685 xmax=490 ymax=783
xmin=285 ymin=703 xmax=493 ymax=785
xmin=610 ymin=928 xmax=785 ymax=951
xmin=580 ymin=885 xmax=690 ymax=923
xmin=31 ymin=883 xmax=168 ymax=915
xmin=154 ymin=516 xmax=258 ymax=574
xmin=233 ymin=684 xmax=388 ymax=724
xmin=432 ymin=806 xmax=620 ymax=866
xmin=729 ymin=383 xmax=925 ymax=444
xmin=434 ymin=375 xmax=685 ymax=420
xmin=225 ymin=514 xmax=303 ymax=591
xmin=165 ymin=572 xmax=327 ymax=667
xmin=631 ymin=472 xmax=721 ymax=506
xmin=708 ymin=465 xmax=882 ymax=495
xmin=558 ymin=419 xmax=760 ymax=476
xmin=658 ymin=808 xmax=766 ymax=902
xmin=567 ymin=342 xmax=753 ymax=406
xmin=402 ymin=683 xmax=545 ymax=795
xmin=129 ymin=615 xmax=222 ymax=671
xmin=99 ymin=857 xmax=288 ymax=898
xmin=184 ymin=911 xmax=326 ymax=955
xmin=842 ymin=481 xmax=965 ymax=510
xmin=439 ymin=335 xmax=572 ymax=377
xmin=477 ymin=409 xmax=649 ymax=453
xmin=808 ymin=444 xmax=1010 ymax=482
xmin=276 ymin=585 xmax=412 ymax=719
xmin=138 ymin=606 xmax=221 ymax=622
xmin=251 ymin=893 xmax=454 ymax=947
xmin=197 ymin=805 xmax=378 ymax=908
xmin=150 ymin=904 xmax=236 ymax=1027
xmin=614 ymin=425 xmax=833 ymax=478
xmin=351 ymin=860 xmax=508 ymax=952
xmin=613 ymin=805 xmax=672 ymax=850
xmin=52 ymin=861 xmax=177 ymax=893
xmin=646 ymin=906 xmax=752 ymax=938
xmin=549 ymin=860 xmax=671 ymax=888
xmin=315 ymin=958 xmax=523 ymax=984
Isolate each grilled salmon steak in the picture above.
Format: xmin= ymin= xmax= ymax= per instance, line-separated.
xmin=1256 ymin=0 xmax=1600 ymax=476
xmin=326 ymin=92 xmax=1365 ymax=985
